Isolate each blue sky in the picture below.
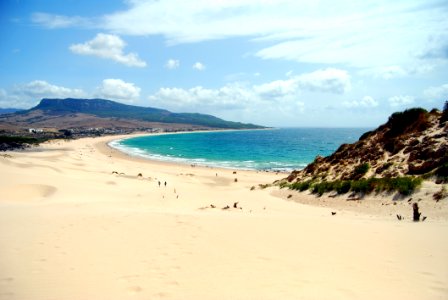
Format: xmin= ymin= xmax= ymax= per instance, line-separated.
xmin=0 ymin=0 xmax=447 ymax=127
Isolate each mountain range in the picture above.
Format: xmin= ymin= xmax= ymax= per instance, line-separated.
xmin=0 ymin=108 xmax=23 ymax=115
xmin=0 ymin=98 xmax=263 ymax=130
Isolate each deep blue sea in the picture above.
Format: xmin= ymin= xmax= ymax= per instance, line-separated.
xmin=110 ymin=128 xmax=369 ymax=171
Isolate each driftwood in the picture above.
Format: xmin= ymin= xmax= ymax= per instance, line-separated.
xmin=413 ymin=203 xmax=421 ymax=222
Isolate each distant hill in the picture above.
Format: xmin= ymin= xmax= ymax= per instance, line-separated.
xmin=282 ymin=106 xmax=447 ymax=187
xmin=1 ymin=98 xmax=264 ymax=130
xmin=0 ymin=108 xmax=24 ymax=115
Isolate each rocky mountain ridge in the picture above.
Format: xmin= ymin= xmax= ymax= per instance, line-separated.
xmin=0 ymin=98 xmax=264 ymax=130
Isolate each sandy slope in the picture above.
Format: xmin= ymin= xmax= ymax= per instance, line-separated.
xmin=0 ymin=135 xmax=447 ymax=300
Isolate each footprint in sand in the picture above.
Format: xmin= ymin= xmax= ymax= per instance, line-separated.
xmin=166 ymin=280 xmax=180 ymax=286
xmin=127 ymin=286 xmax=143 ymax=295
xmin=0 ymin=277 xmax=14 ymax=284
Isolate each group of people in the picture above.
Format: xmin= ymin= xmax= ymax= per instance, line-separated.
xmin=157 ymin=180 xmax=179 ymax=199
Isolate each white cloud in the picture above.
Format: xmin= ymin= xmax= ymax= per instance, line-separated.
xmin=165 ymin=59 xmax=180 ymax=69
xmin=255 ymin=68 xmax=351 ymax=97
xmin=423 ymin=84 xmax=448 ymax=101
xmin=148 ymin=80 xmax=306 ymax=125
xmin=388 ymin=95 xmax=415 ymax=107
xmin=0 ymin=79 xmax=142 ymax=108
xmin=149 ymin=68 xmax=347 ymax=113
xmin=343 ymin=96 xmax=379 ymax=108
xmin=17 ymin=80 xmax=86 ymax=99
xmin=0 ymin=80 xmax=87 ymax=108
xmin=254 ymin=79 xmax=297 ymax=99
xmin=95 ymin=79 xmax=140 ymax=103
xmin=31 ymin=12 xmax=91 ymax=28
xmin=69 ymin=33 xmax=147 ymax=67
xmin=149 ymin=83 xmax=256 ymax=111
xmin=34 ymin=1 xmax=447 ymax=69
xmin=192 ymin=62 xmax=205 ymax=71
xmin=295 ymin=68 xmax=351 ymax=94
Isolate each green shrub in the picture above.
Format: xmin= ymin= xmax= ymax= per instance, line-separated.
xmin=351 ymin=179 xmax=374 ymax=194
xmin=386 ymin=108 xmax=429 ymax=137
xmin=311 ymin=181 xmax=332 ymax=196
xmin=393 ymin=177 xmax=422 ymax=196
xmin=435 ymin=163 xmax=448 ymax=182
xmin=358 ymin=131 xmax=373 ymax=141
xmin=382 ymin=162 xmax=393 ymax=170
xmin=354 ymin=163 xmax=370 ymax=176
xmin=0 ymin=135 xmax=41 ymax=144
xmin=279 ymin=182 xmax=289 ymax=189
xmin=441 ymin=101 xmax=448 ymax=124
xmin=290 ymin=180 xmax=313 ymax=191
xmin=336 ymin=180 xmax=351 ymax=194
xmin=285 ymin=176 xmax=422 ymax=196
xmin=299 ymin=180 xmax=313 ymax=191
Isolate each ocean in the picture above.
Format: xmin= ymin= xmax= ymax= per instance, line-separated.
xmin=109 ymin=128 xmax=369 ymax=172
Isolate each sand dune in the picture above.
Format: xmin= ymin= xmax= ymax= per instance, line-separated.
xmin=0 ymin=134 xmax=447 ymax=300
xmin=2 ymin=184 xmax=57 ymax=202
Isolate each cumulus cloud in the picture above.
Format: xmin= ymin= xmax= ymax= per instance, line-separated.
xmin=423 ymin=83 xmax=448 ymax=101
xmin=0 ymin=79 xmax=143 ymax=108
xmin=148 ymin=68 xmax=347 ymax=113
xmin=388 ymin=95 xmax=415 ymax=107
xmin=95 ymin=79 xmax=140 ymax=103
xmin=0 ymin=80 xmax=87 ymax=108
xmin=254 ymin=79 xmax=297 ymax=99
xmin=254 ymin=68 xmax=351 ymax=97
xmin=149 ymin=83 xmax=257 ymax=111
xmin=69 ymin=33 xmax=147 ymax=67
xmin=17 ymin=80 xmax=85 ymax=99
xmin=165 ymin=59 xmax=180 ymax=69
xmin=192 ymin=62 xmax=205 ymax=71
xmin=343 ymin=96 xmax=379 ymax=108
xmin=148 ymin=81 xmax=307 ymax=125
xmin=295 ymin=68 xmax=351 ymax=94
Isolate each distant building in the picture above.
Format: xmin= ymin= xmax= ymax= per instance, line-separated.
xmin=28 ymin=128 xmax=43 ymax=133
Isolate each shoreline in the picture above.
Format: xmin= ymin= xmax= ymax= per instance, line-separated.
xmin=0 ymin=134 xmax=447 ymax=299
xmin=106 ymin=130 xmax=293 ymax=174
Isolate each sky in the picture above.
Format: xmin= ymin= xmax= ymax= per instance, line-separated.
xmin=0 ymin=0 xmax=447 ymax=127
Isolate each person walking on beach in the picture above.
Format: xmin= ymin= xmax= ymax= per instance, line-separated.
xmin=158 ymin=181 xmax=161 ymax=187
xmin=164 ymin=181 xmax=167 ymax=187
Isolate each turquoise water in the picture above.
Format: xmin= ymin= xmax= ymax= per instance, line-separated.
xmin=110 ymin=128 xmax=369 ymax=171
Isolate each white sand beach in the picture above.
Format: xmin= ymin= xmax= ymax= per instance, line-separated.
xmin=1 ymin=134 xmax=447 ymax=300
